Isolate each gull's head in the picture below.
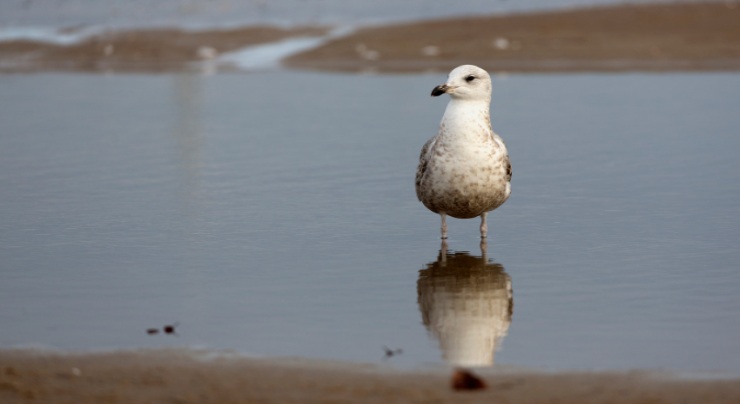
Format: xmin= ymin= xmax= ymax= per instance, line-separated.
xmin=431 ymin=65 xmax=491 ymax=101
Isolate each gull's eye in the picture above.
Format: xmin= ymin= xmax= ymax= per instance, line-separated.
xmin=465 ymin=75 xmax=476 ymax=83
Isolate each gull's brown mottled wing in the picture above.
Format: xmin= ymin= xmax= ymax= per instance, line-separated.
xmin=505 ymin=155 xmax=512 ymax=182
xmin=415 ymin=137 xmax=436 ymax=200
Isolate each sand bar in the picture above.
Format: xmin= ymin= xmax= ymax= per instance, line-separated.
xmin=1 ymin=349 xmax=739 ymax=403
xmin=285 ymin=1 xmax=740 ymax=73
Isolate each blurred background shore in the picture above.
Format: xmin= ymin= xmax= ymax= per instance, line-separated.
xmin=1 ymin=1 xmax=738 ymax=73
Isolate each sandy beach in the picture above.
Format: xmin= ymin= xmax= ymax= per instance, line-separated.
xmin=1 ymin=349 xmax=739 ymax=403
xmin=1 ymin=1 xmax=738 ymax=72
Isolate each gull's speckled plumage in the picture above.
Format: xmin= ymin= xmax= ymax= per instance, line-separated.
xmin=416 ymin=65 xmax=511 ymax=239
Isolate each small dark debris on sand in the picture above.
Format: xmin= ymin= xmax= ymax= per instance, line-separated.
xmin=451 ymin=368 xmax=487 ymax=391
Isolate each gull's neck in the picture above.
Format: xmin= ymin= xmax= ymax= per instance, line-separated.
xmin=440 ymin=98 xmax=492 ymax=139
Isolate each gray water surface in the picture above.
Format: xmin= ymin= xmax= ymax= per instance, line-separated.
xmin=1 ymin=71 xmax=739 ymax=373
xmin=1 ymin=0 xmax=681 ymax=28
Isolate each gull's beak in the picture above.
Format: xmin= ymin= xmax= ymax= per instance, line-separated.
xmin=431 ymin=84 xmax=450 ymax=97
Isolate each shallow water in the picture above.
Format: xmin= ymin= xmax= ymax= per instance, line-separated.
xmin=0 ymin=0 xmax=677 ymax=28
xmin=1 ymin=71 xmax=739 ymax=374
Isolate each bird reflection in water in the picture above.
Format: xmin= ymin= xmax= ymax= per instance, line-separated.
xmin=417 ymin=240 xmax=513 ymax=368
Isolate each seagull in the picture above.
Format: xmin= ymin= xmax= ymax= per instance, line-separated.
xmin=415 ymin=65 xmax=511 ymax=239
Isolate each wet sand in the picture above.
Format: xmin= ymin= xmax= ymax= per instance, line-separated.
xmin=286 ymin=1 xmax=740 ymax=72
xmin=1 ymin=2 xmax=738 ymax=73
xmin=1 ymin=349 xmax=739 ymax=403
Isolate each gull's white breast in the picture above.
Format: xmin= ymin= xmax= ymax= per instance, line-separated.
xmin=416 ymin=101 xmax=511 ymax=219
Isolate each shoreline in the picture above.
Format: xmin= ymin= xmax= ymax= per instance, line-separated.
xmin=0 ymin=25 xmax=330 ymax=73
xmin=0 ymin=1 xmax=738 ymax=73
xmin=2 ymin=349 xmax=740 ymax=403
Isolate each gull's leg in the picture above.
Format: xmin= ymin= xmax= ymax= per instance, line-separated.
xmin=439 ymin=239 xmax=449 ymax=266
xmin=440 ymin=213 xmax=448 ymax=239
xmin=480 ymin=212 xmax=488 ymax=239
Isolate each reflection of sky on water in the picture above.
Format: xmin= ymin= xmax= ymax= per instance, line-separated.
xmin=0 ymin=71 xmax=739 ymax=374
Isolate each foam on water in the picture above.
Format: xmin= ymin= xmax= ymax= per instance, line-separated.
xmin=217 ymin=27 xmax=353 ymax=71
xmin=0 ymin=26 xmax=102 ymax=45
xmin=217 ymin=37 xmax=326 ymax=71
